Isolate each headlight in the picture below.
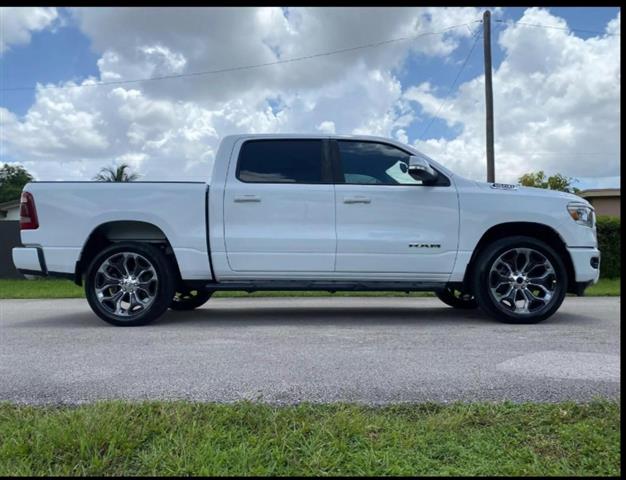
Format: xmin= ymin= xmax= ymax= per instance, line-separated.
xmin=567 ymin=202 xmax=595 ymax=228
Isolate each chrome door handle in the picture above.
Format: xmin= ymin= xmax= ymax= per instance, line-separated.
xmin=343 ymin=196 xmax=371 ymax=204
xmin=234 ymin=195 xmax=261 ymax=203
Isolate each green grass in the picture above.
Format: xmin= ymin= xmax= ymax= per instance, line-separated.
xmin=0 ymin=277 xmax=620 ymax=299
xmin=0 ymin=278 xmax=85 ymax=299
xmin=584 ymin=277 xmax=621 ymax=296
xmin=0 ymin=400 xmax=619 ymax=476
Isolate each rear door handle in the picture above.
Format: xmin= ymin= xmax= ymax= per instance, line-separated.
xmin=343 ymin=196 xmax=371 ymax=204
xmin=234 ymin=195 xmax=261 ymax=203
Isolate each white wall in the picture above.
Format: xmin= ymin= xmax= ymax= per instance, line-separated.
xmin=1 ymin=206 xmax=20 ymax=221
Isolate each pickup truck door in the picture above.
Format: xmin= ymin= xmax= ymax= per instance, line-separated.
xmin=223 ymin=138 xmax=336 ymax=274
xmin=332 ymin=140 xmax=459 ymax=278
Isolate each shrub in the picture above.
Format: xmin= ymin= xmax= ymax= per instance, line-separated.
xmin=596 ymin=216 xmax=620 ymax=278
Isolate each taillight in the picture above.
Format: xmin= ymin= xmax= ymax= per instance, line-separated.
xmin=19 ymin=192 xmax=39 ymax=230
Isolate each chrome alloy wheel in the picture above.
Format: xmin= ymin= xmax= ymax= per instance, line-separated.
xmin=488 ymin=247 xmax=557 ymax=315
xmin=94 ymin=252 xmax=158 ymax=317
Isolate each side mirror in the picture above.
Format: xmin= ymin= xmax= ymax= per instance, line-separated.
xmin=408 ymin=155 xmax=438 ymax=185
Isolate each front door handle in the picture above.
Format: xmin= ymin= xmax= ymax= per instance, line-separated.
xmin=234 ymin=195 xmax=261 ymax=203
xmin=343 ymin=196 xmax=371 ymax=204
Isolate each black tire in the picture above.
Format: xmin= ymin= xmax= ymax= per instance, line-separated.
xmin=435 ymin=286 xmax=478 ymax=309
xmin=85 ymin=242 xmax=176 ymax=326
xmin=170 ymin=289 xmax=213 ymax=311
xmin=472 ymin=236 xmax=567 ymax=324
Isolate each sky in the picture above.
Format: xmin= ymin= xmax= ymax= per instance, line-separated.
xmin=0 ymin=6 xmax=621 ymax=190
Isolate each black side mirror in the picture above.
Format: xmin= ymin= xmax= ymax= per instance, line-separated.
xmin=408 ymin=155 xmax=438 ymax=185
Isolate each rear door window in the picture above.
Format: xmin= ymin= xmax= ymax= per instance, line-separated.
xmin=237 ymin=140 xmax=324 ymax=183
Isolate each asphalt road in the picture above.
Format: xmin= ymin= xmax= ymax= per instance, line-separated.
xmin=0 ymin=296 xmax=620 ymax=405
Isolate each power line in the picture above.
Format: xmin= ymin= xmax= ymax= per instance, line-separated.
xmin=523 ymin=151 xmax=620 ymax=155
xmin=494 ymin=19 xmax=620 ymax=37
xmin=499 ymin=152 xmax=620 ymax=157
xmin=1 ymin=21 xmax=481 ymax=93
xmin=499 ymin=149 xmax=620 ymax=155
xmin=418 ymin=29 xmax=482 ymax=140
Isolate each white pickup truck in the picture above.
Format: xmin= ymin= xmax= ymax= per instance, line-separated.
xmin=13 ymin=134 xmax=600 ymax=326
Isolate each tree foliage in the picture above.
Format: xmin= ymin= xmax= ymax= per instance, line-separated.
xmin=518 ymin=170 xmax=580 ymax=194
xmin=93 ymin=163 xmax=140 ymax=182
xmin=0 ymin=164 xmax=34 ymax=203
xmin=596 ymin=216 xmax=620 ymax=278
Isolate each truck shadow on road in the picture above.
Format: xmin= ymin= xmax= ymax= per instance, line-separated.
xmin=157 ymin=306 xmax=600 ymax=328
xmin=159 ymin=306 xmax=493 ymax=327
xmin=9 ymin=305 xmax=601 ymax=329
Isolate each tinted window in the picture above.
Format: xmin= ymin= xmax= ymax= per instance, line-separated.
xmin=237 ymin=140 xmax=323 ymax=183
xmin=337 ymin=141 xmax=421 ymax=185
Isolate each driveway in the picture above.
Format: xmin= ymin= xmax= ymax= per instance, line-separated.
xmin=0 ymin=296 xmax=620 ymax=404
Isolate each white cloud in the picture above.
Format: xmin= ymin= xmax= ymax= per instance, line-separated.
xmin=0 ymin=7 xmax=620 ymax=188
xmin=70 ymin=7 xmax=481 ymax=105
xmin=2 ymin=7 xmax=481 ymax=180
xmin=0 ymin=7 xmax=58 ymax=54
xmin=407 ymin=8 xmax=621 ymax=184
xmin=395 ymin=128 xmax=409 ymax=144
xmin=317 ymin=121 xmax=336 ymax=134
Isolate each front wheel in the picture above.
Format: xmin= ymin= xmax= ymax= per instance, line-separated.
xmin=472 ymin=236 xmax=567 ymax=324
xmin=170 ymin=289 xmax=213 ymax=311
xmin=85 ymin=242 xmax=175 ymax=326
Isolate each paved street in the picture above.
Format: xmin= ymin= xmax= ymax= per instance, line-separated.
xmin=0 ymin=296 xmax=620 ymax=405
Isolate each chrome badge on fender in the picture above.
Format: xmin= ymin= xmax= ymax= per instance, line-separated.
xmin=490 ymin=183 xmax=518 ymax=190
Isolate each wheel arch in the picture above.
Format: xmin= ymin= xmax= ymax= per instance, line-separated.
xmin=463 ymin=222 xmax=576 ymax=294
xmin=75 ymin=220 xmax=182 ymax=285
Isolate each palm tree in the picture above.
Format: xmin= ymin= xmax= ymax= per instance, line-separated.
xmin=93 ymin=163 xmax=140 ymax=182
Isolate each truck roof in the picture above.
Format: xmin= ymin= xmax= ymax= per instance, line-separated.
xmin=220 ymin=133 xmax=404 ymax=143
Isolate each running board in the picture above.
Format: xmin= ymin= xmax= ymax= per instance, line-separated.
xmin=188 ymin=280 xmax=448 ymax=293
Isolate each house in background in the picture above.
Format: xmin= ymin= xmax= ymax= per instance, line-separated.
xmin=0 ymin=199 xmax=20 ymax=221
xmin=579 ymin=188 xmax=621 ymax=218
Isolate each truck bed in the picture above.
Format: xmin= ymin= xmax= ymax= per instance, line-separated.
xmin=18 ymin=181 xmax=212 ymax=280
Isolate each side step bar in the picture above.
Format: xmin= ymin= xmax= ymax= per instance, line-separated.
xmin=185 ymin=280 xmax=448 ymax=293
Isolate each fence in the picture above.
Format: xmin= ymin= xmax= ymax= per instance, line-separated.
xmin=0 ymin=221 xmax=23 ymax=278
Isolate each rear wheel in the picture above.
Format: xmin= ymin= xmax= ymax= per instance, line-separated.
xmin=435 ymin=286 xmax=478 ymax=309
xmin=85 ymin=242 xmax=175 ymax=326
xmin=472 ymin=236 xmax=567 ymax=324
xmin=170 ymin=289 xmax=213 ymax=311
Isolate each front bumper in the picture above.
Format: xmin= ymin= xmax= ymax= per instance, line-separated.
xmin=567 ymin=247 xmax=601 ymax=284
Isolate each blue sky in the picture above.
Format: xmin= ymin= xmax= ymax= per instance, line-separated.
xmin=0 ymin=7 xmax=620 ymax=188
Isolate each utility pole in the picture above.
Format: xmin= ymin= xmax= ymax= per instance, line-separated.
xmin=483 ymin=10 xmax=495 ymax=183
